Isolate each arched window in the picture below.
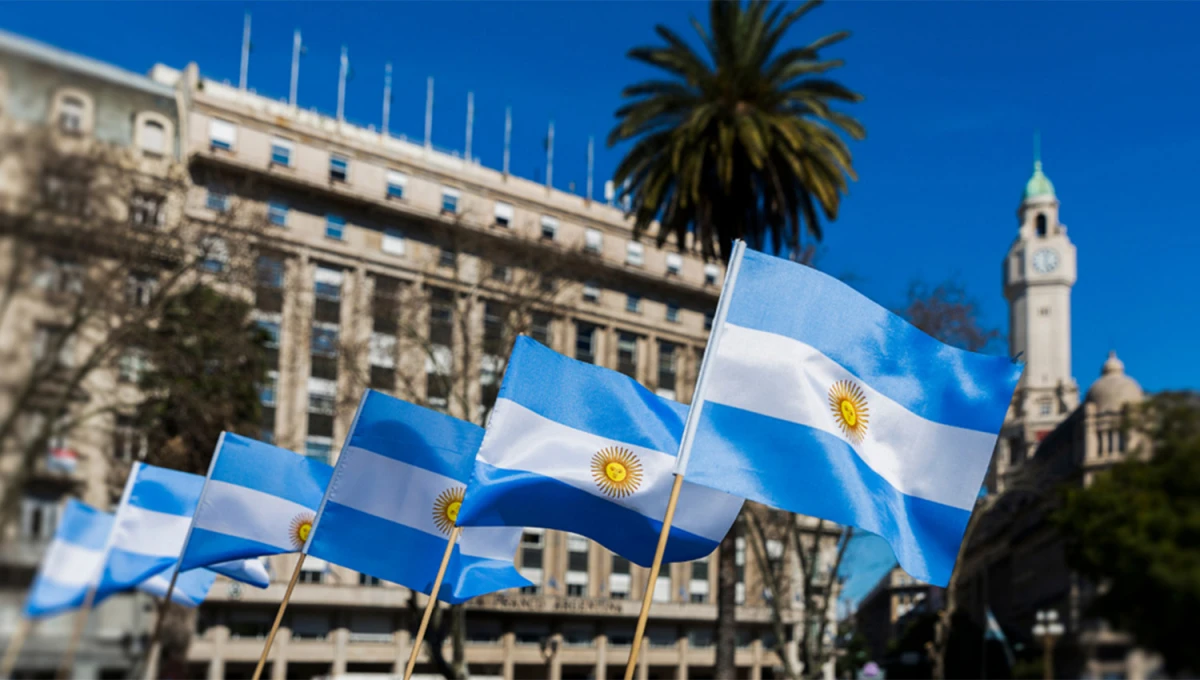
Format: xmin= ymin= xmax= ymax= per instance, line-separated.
xmin=140 ymin=120 xmax=166 ymax=155
xmin=1036 ymin=213 xmax=1048 ymax=237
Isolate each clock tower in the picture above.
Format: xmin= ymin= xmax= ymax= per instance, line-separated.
xmin=995 ymin=147 xmax=1079 ymax=488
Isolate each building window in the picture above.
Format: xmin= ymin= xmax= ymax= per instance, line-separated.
xmin=610 ymin=555 xmax=632 ymax=599
xmin=658 ymin=342 xmax=677 ymax=395
xmin=583 ymin=281 xmax=600 ymax=303
xmin=359 ymin=573 xmax=383 ymax=586
xmin=326 ymin=214 xmax=346 ymax=241
xmin=704 ymin=263 xmax=720 ymax=286
xmin=126 ymin=272 xmax=156 ymax=307
xmin=490 ymin=263 xmax=511 ymax=283
xmin=666 ymin=301 xmax=680 ymax=323
xmin=626 ymin=293 xmax=641 ymax=313
xmin=298 ymin=557 xmax=327 ymax=584
xmin=259 ymin=370 xmax=278 ymax=406
xmin=428 ymin=288 xmax=454 ymax=347
xmin=438 ymin=248 xmax=456 ymax=268
xmin=585 ymin=228 xmax=603 ymax=254
xmin=118 ymin=347 xmax=149 ymax=383
xmin=34 ymin=258 xmax=83 ymax=295
xmin=200 ymin=235 xmax=229 ymax=273
xmin=271 ymin=139 xmax=292 ymax=166
xmin=666 ymin=253 xmax=683 ymax=276
xmin=268 ymin=199 xmax=288 ymax=227
xmin=113 ymin=415 xmax=147 ymax=463
xmin=329 ymin=155 xmax=349 ymax=182
xmin=653 ymin=575 xmax=671 ymax=603
xmin=617 ymin=333 xmax=637 ymax=378
xmin=520 ymin=529 xmax=544 ymax=594
xmin=305 ymin=435 xmax=333 ymax=464
xmin=140 ymin=120 xmax=166 ymax=156
xmin=689 ymin=558 xmax=710 ymax=604
xmin=530 ymin=313 xmax=551 ymax=346
xmin=209 ymin=118 xmax=237 ymax=151
xmin=1036 ymin=213 xmax=1047 ymax=237
xmin=386 ymin=170 xmax=407 ymax=199
xmin=441 ymin=188 xmax=460 ymax=214
xmin=704 ymin=311 xmax=714 ymax=331
xmin=1038 ymin=398 xmax=1053 ymax=417
xmin=735 ymin=537 xmax=746 ymax=605
xmin=33 ymin=325 xmax=73 ymax=368
xmin=129 ymin=192 xmax=165 ymax=229
xmin=494 ymin=201 xmax=513 ymax=227
xmin=58 ymin=95 xmax=85 ymax=134
xmin=541 ymin=216 xmax=558 ymax=240
xmin=626 ymin=241 xmax=644 ymax=267
xmin=566 ymin=534 xmax=589 ymax=598
xmin=206 ymin=187 xmax=229 ymax=212
xmin=575 ymin=323 xmax=595 ymax=364
xmin=20 ymin=495 xmax=60 ymax=540
xmin=382 ymin=228 xmax=405 ymax=255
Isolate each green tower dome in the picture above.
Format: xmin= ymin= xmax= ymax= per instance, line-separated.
xmin=1023 ymin=160 xmax=1056 ymax=201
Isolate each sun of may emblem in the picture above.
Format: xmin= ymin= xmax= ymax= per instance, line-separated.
xmin=432 ymin=486 xmax=466 ymax=535
xmin=829 ymin=379 xmax=870 ymax=443
xmin=591 ymin=446 xmax=644 ymax=499
xmin=289 ymin=512 xmax=315 ymax=549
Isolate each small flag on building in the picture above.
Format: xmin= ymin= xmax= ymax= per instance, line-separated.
xmin=456 ymin=336 xmax=743 ymax=566
xmin=305 ymin=390 xmax=530 ymax=603
xmin=178 ymin=433 xmax=333 ymax=574
xmin=679 ymin=243 xmax=1023 ymax=586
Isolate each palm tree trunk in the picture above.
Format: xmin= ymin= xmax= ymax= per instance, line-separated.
xmin=714 ymin=523 xmax=739 ymax=678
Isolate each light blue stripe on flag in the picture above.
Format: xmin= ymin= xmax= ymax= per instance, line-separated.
xmin=306 ymin=391 xmax=529 ymax=604
xmin=682 ymin=244 xmax=1022 ymax=586
xmin=178 ymin=433 xmax=332 ymax=574
xmin=23 ymin=500 xmax=111 ymax=618
xmin=457 ymin=337 xmax=743 ymax=567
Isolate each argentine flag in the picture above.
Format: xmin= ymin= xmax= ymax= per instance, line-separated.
xmin=305 ymin=390 xmax=530 ymax=604
xmin=24 ymin=500 xmax=213 ymax=618
xmin=680 ymin=243 xmax=1022 ymax=585
xmin=456 ymin=337 xmax=743 ymax=566
xmin=178 ymin=433 xmax=333 ymax=573
xmin=98 ymin=462 xmax=270 ymax=600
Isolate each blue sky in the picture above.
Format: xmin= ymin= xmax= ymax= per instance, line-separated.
xmin=5 ymin=1 xmax=1198 ymax=608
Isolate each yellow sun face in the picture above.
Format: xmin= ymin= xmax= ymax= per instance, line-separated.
xmin=432 ymin=486 xmax=466 ymax=535
xmin=591 ymin=447 xmax=643 ymax=499
xmin=829 ymin=380 xmax=870 ymax=443
xmin=289 ymin=512 xmax=315 ymax=549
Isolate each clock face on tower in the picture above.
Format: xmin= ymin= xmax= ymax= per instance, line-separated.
xmin=1032 ymin=248 xmax=1060 ymax=274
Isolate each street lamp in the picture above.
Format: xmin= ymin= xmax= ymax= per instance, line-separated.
xmin=1032 ymin=609 xmax=1064 ymax=680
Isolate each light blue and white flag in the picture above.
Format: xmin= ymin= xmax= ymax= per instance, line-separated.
xmin=23 ymin=500 xmax=214 ymax=618
xmin=306 ymin=390 xmax=530 ymax=604
xmin=97 ymin=462 xmax=270 ymax=600
xmin=456 ymin=336 xmax=743 ymax=567
xmin=679 ymin=243 xmax=1023 ymax=585
xmin=178 ymin=433 xmax=333 ymax=574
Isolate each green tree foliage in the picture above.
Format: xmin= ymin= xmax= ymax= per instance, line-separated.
xmin=608 ymin=0 xmax=865 ymax=262
xmin=1056 ymin=391 xmax=1200 ymax=675
xmin=133 ymin=286 xmax=269 ymax=475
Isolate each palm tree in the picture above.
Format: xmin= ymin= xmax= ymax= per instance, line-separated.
xmin=608 ymin=0 xmax=865 ymax=263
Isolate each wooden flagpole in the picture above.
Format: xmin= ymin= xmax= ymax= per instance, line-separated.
xmin=57 ymin=582 xmax=98 ymax=680
xmin=0 ymin=617 xmax=31 ymax=679
xmin=141 ymin=568 xmax=181 ymax=680
xmin=623 ymin=474 xmax=685 ymax=680
xmin=403 ymin=526 xmax=462 ymax=680
xmin=251 ymin=554 xmax=306 ymax=680
xmin=624 ymin=241 xmax=746 ymax=680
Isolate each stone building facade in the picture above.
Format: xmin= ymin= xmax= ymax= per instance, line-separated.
xmin=0 ymin=31 xmax=843 ymax=680
xmin=957 ymin=157 xmax=1159 ymax=679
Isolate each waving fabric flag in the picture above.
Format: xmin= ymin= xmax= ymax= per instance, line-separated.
xmin=305 ymin=390 xmax=530 ymax=604
xmin=178 ymin=433 xmax=333 ymax=573
xmin=98 ymin=462 xmax=269 ymax=600
xmin=23 ymin=500 xmax=214 ymax=618
xmin=680 ymin=244 xmax=1022 ymax=586
xmin=456 ymin=337 xmax=743 ymax=567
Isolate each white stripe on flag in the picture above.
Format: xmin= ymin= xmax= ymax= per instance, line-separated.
xmin=194 ymin=479 xmax=312 ymax=552
xmin=111 ymin=506 xmax=192 ymax=557
xmin=705 ymin=323 xmax=999 ymax=511
xmin=40 ymin=540 xmax=103 ymax=587
xmin=331 ymin=447 xmax=517 ymax=562
xmin=479 ymin=399 xmax=741 ymax=543
xmin=139 ymin=574 xmax=199 ymax=606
